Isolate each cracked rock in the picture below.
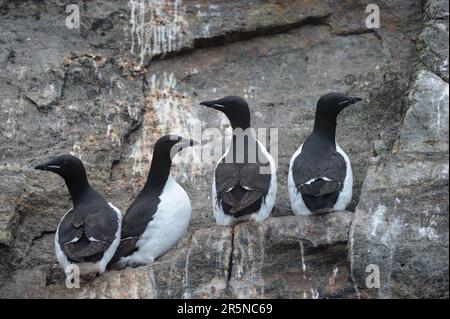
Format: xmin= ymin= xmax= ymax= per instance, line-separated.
xmin=349 ymin=69 xmax=449 ymax=298
xmin=6 ymin=226 xmax=233 ymax=299
xmin=2 ymin=215 xmax=355 ymax=299
xmin=229 ymin=213 xmax=356 ymax=299
xmin=0 ymin=0 xmax=446 ymax=299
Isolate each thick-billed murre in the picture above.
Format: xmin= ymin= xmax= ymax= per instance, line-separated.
xmin=199 ymin=96 xmax=277 ymax=226
xmin=34 ymin=155 xmax=122 ymax=277
xmin=109 ymin=135 xmax=196 ymax=269
xmin=288 ymin=92 xmax=362 ymax=214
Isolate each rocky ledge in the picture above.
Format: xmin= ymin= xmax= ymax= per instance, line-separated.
xmin=0 ymin=212 xmax=356 ymax=299
xmin=0 ymin=0 xmax=448 ymax=299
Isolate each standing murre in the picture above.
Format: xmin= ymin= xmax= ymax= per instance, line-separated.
xmin=288 ymin=92 xmax=362 ymax=214
xmin=34 ymin=155 xmax=122 ymax=278
xmin=199 ymin=96 xmax=277 ymax=226
xmin=109 ymin=135 xmax=196 ymax=269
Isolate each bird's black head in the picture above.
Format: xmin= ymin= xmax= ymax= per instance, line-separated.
xmin=34 ymin=154 xmax=86 ymax=181
xmin=200 ymin=96 xmax=251 ymax=129
xmin=154 ymin=134 xmax=197 ymax=160
xmin=316 ymin=92 xmax=362 ymax=117
xmin=143 ymin=135 xmax=197 ymax=192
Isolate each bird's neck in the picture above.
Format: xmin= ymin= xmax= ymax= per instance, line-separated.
xmin=231 ymin=126 xmax=256 ymax=139
xmin=229 ymin=114 xmax=251 ymax=131
xmin=229 ymin=127 xmax=258 ymax=150
xmin=64 ymin=175 xmax=93 ymax=207
xmin=226 ymin=128 xmax=258 ymax=163
xmin=313 ymin=115 xmax=337 ymax=143
xmin=142 ymin=153 xmax=172 ymax=193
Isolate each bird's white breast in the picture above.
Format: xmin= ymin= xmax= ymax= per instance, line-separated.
xmin=252 ymin=140 xmax=277 ymax=222
xmin=125 ymin=176 xmax=191 ymax=266
xmin=288 ymin=144 xmax=311 ymax=215
xmin=333 ymin=145 xmax=353 ymax=210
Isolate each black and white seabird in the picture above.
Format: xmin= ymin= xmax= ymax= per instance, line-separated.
xmin=199 ymin=96 xmax=277 ymax=226
xmin=109 ymin=135 xmax=196 ymax=269
xmin=34 ymin=155 xmax=122 ymax=277
xmin=288 ymin=92 xmax=362 ymax=214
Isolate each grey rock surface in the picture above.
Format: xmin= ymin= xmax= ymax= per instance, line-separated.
xmin=349 ymin=0 xmax=449 ymax=298
xmin=0 ymin=214 xmax=355 ymax=299
xmin=420 ymin=0 xmax=449 ymax=82
xmin=418 ymin=22 xmax=449 ymax=83
xmin=349 ymin=151 xmax=449 ymax=298
xmin=0 ymin=0 xmax=447 ymax=299
xmin=229 ymin=212 xmax=356 ymax=299
xmin=0 ymin=226 xmax=233 ymax=298
xmin=398 ymin=70 xmax=449 ymax=153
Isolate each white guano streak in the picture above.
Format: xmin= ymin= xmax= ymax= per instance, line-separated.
xmin=129 ymin=0 xmax=186 ymax=65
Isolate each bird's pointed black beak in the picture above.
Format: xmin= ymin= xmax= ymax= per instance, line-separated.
xmin=34 ymin=164 xmax=48 ymax=171
xmin=170 ymin=138 xmax=198 ymax=159
xmin=200 ymin=100 xmax=213 ymax=107
xmin=349 ymin=96 xmax=362 ymax=104
xmin=34 ymin=161 xmax=61 ymax=172
xmin=199 ymin=100 xmax=225 ymax=111
xmin=340 ymin=96 xmax=362 ymax=107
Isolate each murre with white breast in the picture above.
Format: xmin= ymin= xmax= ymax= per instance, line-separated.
xmin=35 ymin=155 xmax=122 ymax=278
xmin=288 ymin=92 xmax=362 ymax=214
xmin=109 ymin=135 xmax=196 ymax=269
xmin=199 ymin=96 xmax=277 ymax=226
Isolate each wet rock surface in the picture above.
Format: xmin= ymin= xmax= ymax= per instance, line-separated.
xmin=0 ymin=0 xmax=448 ymax=298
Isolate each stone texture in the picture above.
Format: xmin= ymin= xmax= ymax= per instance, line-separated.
xmin=349 ymin=32 xmax=449 ymax=299
xmin=229 ymin=212 xmax=356 ymax=299
xmin=0 ymin=226 xmax=233 ymax=299
xmin=418 ymin=22 xmax=449 ymax=83
xmin=0 ymin=215 xmax=356 ymax=299
xmin=349 ymin=155 xmax=449 ymax=298
xmin=419 ymin=0 xmax=449 ymax=83
xmin=0 ymin=0 xmax=447 ymax=299
xmin=398 ymin=71 xmax=449 ymax=153
xmin=425 ymin=0 xmax=449 ymax=20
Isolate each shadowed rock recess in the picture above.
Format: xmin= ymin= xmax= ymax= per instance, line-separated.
xmin=0 ymin=0 xmax=447 ymax=298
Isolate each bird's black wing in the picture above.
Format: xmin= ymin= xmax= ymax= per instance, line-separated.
xmin=216 ymin=160 xmax=271 ymax=218
xmin=298 ymin=178 xmax=342 ymax=197
xmin=215 ymin=162 xmax=240 ymax=195
xmin=62 ymin=237 xmax=109 ymax=263
xmin=108 ymin=193 xmax=161 ymax=266
xmin=107 ymin=237 xmax=139 ymax=269
xmin=292 ymin=145 xmax=347 ymax=211
xmin=58 ymin=201 xmax=119 ymax=263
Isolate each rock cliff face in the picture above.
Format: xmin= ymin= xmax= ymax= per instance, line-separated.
xmin=0 ymin=0 xmax=447 ymax=298
xmin=349 ymin=0 xmax=449 ymax=299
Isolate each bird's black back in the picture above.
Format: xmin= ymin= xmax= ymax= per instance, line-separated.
xmin=292 ymin=134 xmax=347 ymax=211
xmin=216 ymin=136 xmax=272 ymax=217
xmin=58 ymin=189 xmax=119 ymax=263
